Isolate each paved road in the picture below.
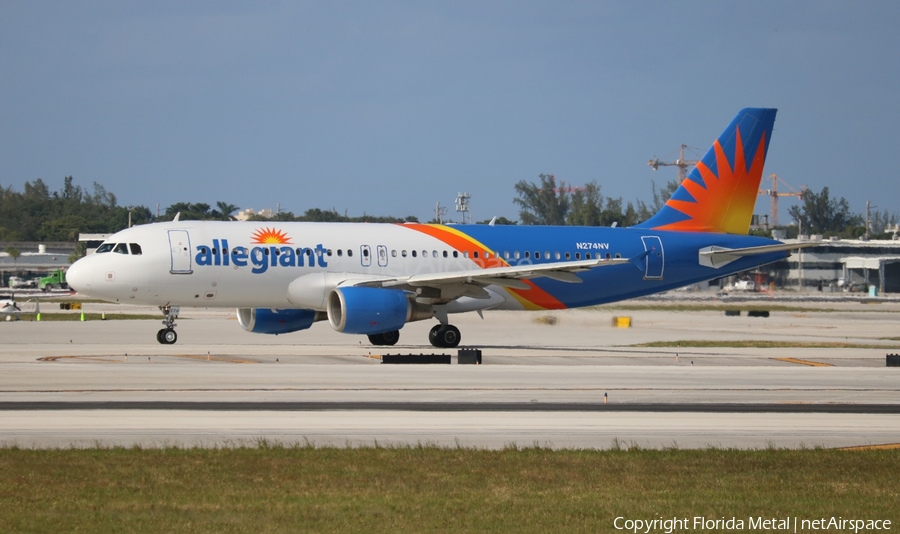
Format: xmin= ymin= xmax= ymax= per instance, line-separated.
xmin=2 ymin=303 xmax=899 ymax=449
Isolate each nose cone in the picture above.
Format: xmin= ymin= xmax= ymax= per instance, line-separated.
xmin=66 ymin=258 xmax=92 ymax=294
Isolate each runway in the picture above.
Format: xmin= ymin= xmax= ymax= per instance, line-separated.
xmin=2 ymin=300 xmax=899 ymax=449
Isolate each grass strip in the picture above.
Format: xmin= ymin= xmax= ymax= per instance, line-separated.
xmin=631 ymin=340 xmax=898 ymax=349
xmin=0 ymin=446 xmax=897 ymax=533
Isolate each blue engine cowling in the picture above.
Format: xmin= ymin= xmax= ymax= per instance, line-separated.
xmin=327 ymin=286 xmax=432 ymax=335
xmin=236 ymin=308 xmax=322 ymax=335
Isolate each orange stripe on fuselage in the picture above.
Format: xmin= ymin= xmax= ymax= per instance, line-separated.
xmin=400 ymin=224 xmax=566 ymax=310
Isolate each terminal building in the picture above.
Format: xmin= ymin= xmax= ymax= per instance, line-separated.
xmin=770 ymin=237 xmax=900 ymax=294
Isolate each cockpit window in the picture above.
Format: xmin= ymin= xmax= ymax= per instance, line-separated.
xmin=95 ymin=243 xmax=114 ymax=253
xmin=129 ymin=243 xmax=142 ymax=255
xmin=113 ymin=243 xmax=129 ymax=254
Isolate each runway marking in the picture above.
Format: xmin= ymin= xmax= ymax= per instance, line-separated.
xmin=36 ymin=354 xmax=258 ymax=364
xmin=773 ymin=357 xmax=833 ymax=367
xmin=2 ymin=401 xmax=900 ymax=413
xmin=837 ymin=443 xmax=900 ymax=451
xmin=4 ymin=387 xmax=899 ymax=393
xmin=172 ymin=354 xmax=258 ymax=364
xmin=37 ymin=355 xmax=124 ymax=363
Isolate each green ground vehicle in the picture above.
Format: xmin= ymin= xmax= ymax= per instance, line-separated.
xmin=39 ymin=269 xmax=68 ymax=291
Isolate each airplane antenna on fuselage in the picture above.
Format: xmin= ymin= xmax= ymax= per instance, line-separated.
xmin=173 ymin=212 xmax=181 ymax=222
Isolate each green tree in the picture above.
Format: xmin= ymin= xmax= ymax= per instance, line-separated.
xmin=215 ymin=201 xmax=240 ymax=221
xmin=649 ymin=179 xmax=680 ymax=214
xmin=5 ymin=246 xmax=20 ymax=272
xmin=164 ymin=202 xmax=215 ymax=221
xmin=787 ymin=186 xmax=862 ymax=236
xmin=567 ymin=182 xmax=603 ymax=226
xmin=476 ymin=216 xmax=517 ymax=225
xmin=514 ymin=174 xmax=570 ymax=225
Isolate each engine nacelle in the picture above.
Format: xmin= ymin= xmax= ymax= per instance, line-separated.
xmin=327 ymin=287 xmax=432 ymax=335
xmin=236 ymin=308 xmax=323 ymax=335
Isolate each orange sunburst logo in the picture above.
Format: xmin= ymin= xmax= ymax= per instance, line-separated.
xmin=656 ymin=126 xmax=767 ymax=235
xmin=251 ymin=227 xmax=292 ymax=245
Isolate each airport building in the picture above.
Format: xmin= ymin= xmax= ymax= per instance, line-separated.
xmin=773 ymin=237 xmax=900 ymax=294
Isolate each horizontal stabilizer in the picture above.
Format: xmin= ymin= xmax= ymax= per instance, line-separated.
xmin=699 ymin=242 xmax=816 ymax=268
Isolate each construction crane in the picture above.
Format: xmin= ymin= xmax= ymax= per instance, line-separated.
xmin=648 ymin=144 xmax=700 ymax=183
xmin=757 ymin=174 xmax=806 ymax=227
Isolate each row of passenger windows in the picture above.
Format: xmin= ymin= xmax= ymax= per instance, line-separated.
xmin=95 ymin=243 xmax=143 ymax=255
xmin=196 ymin=246 xmax=621 ymax=261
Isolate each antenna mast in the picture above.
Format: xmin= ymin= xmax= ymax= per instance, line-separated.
xmin=455 ymin=192 xmax=472 ymax=224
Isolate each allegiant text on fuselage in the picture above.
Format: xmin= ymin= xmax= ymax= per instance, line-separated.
xmin=195 ymin=240 xmax=329 ymax=274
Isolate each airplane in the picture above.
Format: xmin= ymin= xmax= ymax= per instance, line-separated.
xmin=66 ymin=108 xmax=808 ymax=348
xmin=1 ymin=296 xmax=22 ymax=320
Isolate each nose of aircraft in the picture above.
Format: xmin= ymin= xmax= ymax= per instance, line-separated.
xmin=65 ymin=258 xmax=92 ymax=294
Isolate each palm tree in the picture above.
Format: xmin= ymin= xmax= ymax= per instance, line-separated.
xmin=216 ymin=201 xmax=240 ymax=221
xmin=5 ymin=246 xmax=21 ymax=286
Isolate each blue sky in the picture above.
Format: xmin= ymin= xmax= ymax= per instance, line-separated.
xmin=2 ymin=1 xmax=898 ymax=224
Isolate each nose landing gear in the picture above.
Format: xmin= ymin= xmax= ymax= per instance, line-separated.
xmin=157 ymin=305 xmax=180 ymax=344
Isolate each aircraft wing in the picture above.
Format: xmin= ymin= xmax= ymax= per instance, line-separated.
xmin=362 ymin=255 xmax=643 ymax=292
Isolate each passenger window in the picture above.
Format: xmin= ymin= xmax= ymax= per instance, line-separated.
xmin=412 ymin=250 xmax=417 ymax=258
xmin=586 ymin=253 xmax=591 ymax=259
xmin=463 ymin=251 xmax=469 ymax=258
xmin=473 ymin=251 xmax=479 ymax=259
xmin=606 ymin=253 xmax=611 ymax=259
xmin=534 ymin=251 xmax=540 ymax=260
xmin=453 ymin=251 xmax=458 ymax=258
xmin=347 ymin=249 xmax=353 ymax=257
xmin=504 ymin=251 xmax=510 ymax=259
xmin=442 ymin=251 xmax=448 ymax=258
xmin=392 ymin=250 xmax=397 ymax=257
xmin=402 ymin=250 xmax=408 ymax=257
xmin=565 ymin=252 xmax=571 ymax=259
xmin=514 ymin=251 xmax=520 ymax=259
xmin=433 ymin=251 xmax=438 ymax=258
xmin=337 ymin=250 xmax=343 ymax=257
xmin=545 ymin=252 xmax=550 ymax=259
xmin=96 ymin=243 xmax=114 ymax=253
xmin=113 ymin=243 xmax=129 ymax=254
xmin=615 ymin=253 xmax=622 ymax=258
xmin=363 ymin=249 xmax=369 ymax=257
xmin=524 ymin=251 xmax=530 ymax=259
xmin=555 ymin=252 xmax=560 ymax=260
xmin=129 ymin=244 xmax=143 ymax=255
xmin=575 ymin=253 xmax=581 ymax=260
xmin=422 ymin=250 xmax=427 ymax=258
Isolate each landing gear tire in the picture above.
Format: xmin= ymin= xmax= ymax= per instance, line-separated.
xmin=367 ymin=330 xmax=400 ymax=346
xmin=429 ymin=324 xmax=461 ymax=349
xmin=157 ymin=328 xmax=177 ymax=345
xmin=157 ymin=304 xmax=180 ymax=344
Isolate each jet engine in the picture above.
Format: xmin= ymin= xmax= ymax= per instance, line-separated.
xmin=327 ymin=287 xmax=433 ymax=335
xmin=236 ymin=308 xmax=324 ymax=334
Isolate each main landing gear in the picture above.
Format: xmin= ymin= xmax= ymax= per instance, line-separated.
xmin=367 ymin=330 xmax=400 ymax=346
xmin=156 ymin=305 xmax=179 ymax=345
xmin=429 ymin=324 xmax=461 ymax=349
xmin=365 ymin=324 xmax=461 ymax=348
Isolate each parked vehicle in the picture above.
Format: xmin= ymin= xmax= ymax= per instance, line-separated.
xmin=39 ymin=269 xmax=68 ymax=291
